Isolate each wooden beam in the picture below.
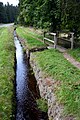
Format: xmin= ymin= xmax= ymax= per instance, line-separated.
xmin=49 ymin=33 xmax=56 ymax=36
xmin=44 ymin=37 xmax=54 ymax=43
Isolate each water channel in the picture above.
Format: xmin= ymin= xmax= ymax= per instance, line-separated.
xmin=14 ymin=31 xmax=48 ymax=120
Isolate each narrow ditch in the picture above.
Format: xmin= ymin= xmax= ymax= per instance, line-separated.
xmin=14 ymin=30 xmax=48 ymax=120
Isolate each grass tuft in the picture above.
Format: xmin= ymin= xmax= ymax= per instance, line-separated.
xmin=36 ymin=98 xmax=48 ymax=112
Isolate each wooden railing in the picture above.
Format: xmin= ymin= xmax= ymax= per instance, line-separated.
xmin=43 ymin=31 xmax=74 ymax=49
xmin=43 ymin=32 xmax=57 ymax=49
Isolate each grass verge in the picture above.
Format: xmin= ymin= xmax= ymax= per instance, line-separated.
xmin=68 ymin=48 xmax=80 ymax=62
xmin=16 ymin=27 xmax=45 ymax=49
xmin=0 ymin=27 xmax=15 ymax=120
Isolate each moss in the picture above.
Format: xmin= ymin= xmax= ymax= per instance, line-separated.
xmin=36 ymin=98 xmax=48 ymax=112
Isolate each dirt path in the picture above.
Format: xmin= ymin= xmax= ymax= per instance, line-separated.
xmin=57 ymin=46 xmax=80 ymax=69
xmin=63 ymin=52 xmax=80 ymax=69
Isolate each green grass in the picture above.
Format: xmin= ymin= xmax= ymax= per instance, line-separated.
xmin=68 ymin=48 xmax=80 ymax=62
xmin=16 ymin=27 xmax=45 ymax=49
xmin=24 ymin=27 xmax=43 ymax=39
xmin=0 ymin=27 xmax=15 ymax=120
xmin=34 ymin=49 xmax=80 ymax=118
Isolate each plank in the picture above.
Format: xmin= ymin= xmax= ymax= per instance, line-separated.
xmin=44 ymin=37 xmax=54 ymax=43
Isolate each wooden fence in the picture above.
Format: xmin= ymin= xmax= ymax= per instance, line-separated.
xmin=43 ymin=32 xmax=74 ymax=49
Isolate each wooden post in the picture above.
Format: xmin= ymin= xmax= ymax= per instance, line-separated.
xmin=70 ymin=32 xmax=74 ymax=49
xmin=53 ymin=33 xmax=57 ymax=49
xmin=50 ymin=33 xmax=57 ymax=49
xmin=43 ymin=31 xmax=46 ymax=43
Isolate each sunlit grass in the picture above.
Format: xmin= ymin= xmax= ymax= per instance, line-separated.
xmin=16 ymin=27 xmax=45 ymax=49
xmin=0 ymin=27 xmax=15 ymax=120
xmin=23 ymin=27 xmax=43 ymax=39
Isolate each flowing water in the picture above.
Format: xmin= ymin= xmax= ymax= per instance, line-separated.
xmin=14 ymin=31 xmax=48 ymax=120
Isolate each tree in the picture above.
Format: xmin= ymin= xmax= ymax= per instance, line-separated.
xmin=18 ymin=0 xmax=59 ymax=31
xmin=18 ymin=0 xmax=80 ymax=35
xmin=0 ymin=2 xmax=4 ymax=23
xmin=0 ymin=2 xmax=19 ymax=23
xmin=60 ymin=0 xmax=80 ymax=34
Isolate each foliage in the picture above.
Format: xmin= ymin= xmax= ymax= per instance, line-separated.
xmin=0 ymin=2 xmax=18 ymax=23
xmin=60 ymin=0 xmax=80 ymax=35
xmin=18 ymin=0 xmax=80 ymax=37
xmin=18 ymin=0 xmax=59 ymax=31
xmin=0 ymin=27 xmax=15 ymax=120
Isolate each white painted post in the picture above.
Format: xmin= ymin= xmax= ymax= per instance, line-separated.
xmin=50 ymin=33 xmax=57 ymax=49
xmin=53 ymin=33 xmax=57 ymax=49
xmin=70 ymin=32 xmax=74 ymax=49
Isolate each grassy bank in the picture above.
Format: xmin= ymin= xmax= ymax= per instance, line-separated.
xmin=16 ymin=27 xmax=45 ymax=49
xmin=0 ymin=27 xmax=15 ymax=120
xmin=34 ymin=49 xmax=80 ymax=118
xmin=16 ymin=26 xmax=80 ymax=119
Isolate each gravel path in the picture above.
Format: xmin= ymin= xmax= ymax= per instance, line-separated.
xmin=63 ymin=52 xmax=80 ymax=69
